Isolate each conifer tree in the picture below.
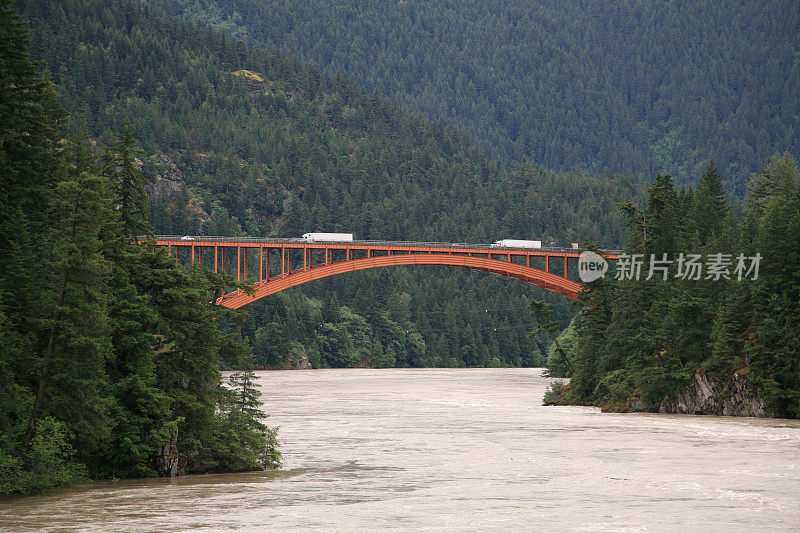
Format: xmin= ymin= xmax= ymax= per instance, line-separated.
xmin=692 ymin=160 xmax=728 ymax=245
xmin=102 ymin=125 xmax=152 ymax=241
xmin=227 ymin=345 xmax=266 ymax=421
xmin=22 ymin=152 xmax=115 ymax=458
xmin=742 ymin=156 xmax=800 ymax=416
xmin=0 ymin=0 xmax=66 ymax=444
xmin=529 ymin=299 xmax=573 ymax=375
xmin=97 ymin=129 xmax=174 ymax=478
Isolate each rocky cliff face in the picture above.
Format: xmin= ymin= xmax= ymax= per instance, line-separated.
xmin=660 ymin=370 xmax=773 ymax=417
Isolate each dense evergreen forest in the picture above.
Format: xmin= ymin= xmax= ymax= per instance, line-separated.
xmin=544 ymin=155 xmax=800 ymax=418
xmin=144 ymin=0 xmax=800 ymax=195
xmin=17 ymin=0 xmax=643 ymax=369
xmin=0 ymin=1 xmax=279 ymax=495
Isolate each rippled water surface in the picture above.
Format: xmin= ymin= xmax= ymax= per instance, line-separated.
xmin=2 ymin=368 xmax=799 ymax=531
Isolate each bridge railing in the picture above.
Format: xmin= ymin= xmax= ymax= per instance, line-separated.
xmin=145 ymin=235 xmax=620 ymax=255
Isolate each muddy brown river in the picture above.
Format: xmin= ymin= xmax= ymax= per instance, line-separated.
xmin=1 ymin=368 xmax=799 ymax=531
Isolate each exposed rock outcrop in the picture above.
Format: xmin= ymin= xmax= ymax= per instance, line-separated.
xmin=254 ymin=345 xmax=313 ymax=370
xmin=156 ymin=152 xmax=182 ymax=182
xmin=148 ymin=151 xmax=184 ymax=197
xmin=287 ymin=346 xmax=312 ymax=370
xmin=231 ymin=70 xmax=298 ymax=101
xmin=157 ymin=426 xmax=179 ymax=477
xmin=660 ymin=370 xmax=773 ymax=417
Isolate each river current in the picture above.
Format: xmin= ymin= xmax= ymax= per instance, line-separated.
xmin=1 ymin=368 xmax=799 ymax=531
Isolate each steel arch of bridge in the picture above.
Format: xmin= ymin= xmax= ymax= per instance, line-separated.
xmin=152 ymin=237 xmax=620 ymax=308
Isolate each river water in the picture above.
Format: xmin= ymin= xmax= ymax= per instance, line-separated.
xmin=2 ymin=368 xmax=799 ymax=531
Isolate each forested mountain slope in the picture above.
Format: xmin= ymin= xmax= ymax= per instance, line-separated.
xmin=144 ymin=0 xmax=800 ymax=195
xmin=19 ymin=0 xmax=642 ymax=368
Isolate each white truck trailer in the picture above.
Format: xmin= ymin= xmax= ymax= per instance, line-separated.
xmin=491 ymin=239 xmax=542 ymax=249
xmin=302 ymin=232 xmax=354 ymax=242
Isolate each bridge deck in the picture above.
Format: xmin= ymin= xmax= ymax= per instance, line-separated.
xmin=150 ymin=235 xmax=620 ymax=256
xmin=146 ymin=236 xmax=620 ymax=306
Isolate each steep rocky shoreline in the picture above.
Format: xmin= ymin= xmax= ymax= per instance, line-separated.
xmin=660 ymin=370 xmax=773 ymax=417
xmin=547 ymin=369 xmax=776 ymax=418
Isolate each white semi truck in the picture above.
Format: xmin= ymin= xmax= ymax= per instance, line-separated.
xmin=302 ymin=232 xmax=354 ymax=242
xmin=491 ymin=239 xmax=542 ymax=249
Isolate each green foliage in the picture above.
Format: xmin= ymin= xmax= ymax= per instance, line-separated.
xmin=742 ymin=157 xmax=800 ymax=416
xmin=544 ymin=318 xmax=577 ymax=378
xmin=541 ymin=380 xmax=571 ymax=406
xmin=565 ymin=154 xmax=800 ymax=418
xmin=102 ymin=125 xmax=152 ymax=240
xmin=145 ymin=0 xmax=799 ymax=194
xmin=213 ymin=341 xmax=282 ymax=471
xmin=0 ymin=1 xmax=281 ymax=494
xmin=528 ymin=300 xmax=558 ymax=338
xmin=593 ymin=370 xmax=635 ymax=413
xmin=0 ymin=418 xmax=88 ymax=495
xmin=692 ymin=161 xmax=728 ymax=246
xmin=530 ymin=299 xmax=574 ymax=376
xmin=32 ymin=161 xmax=116 ymax=466
xmin=0 ymin=0 xmax=67 ymax=462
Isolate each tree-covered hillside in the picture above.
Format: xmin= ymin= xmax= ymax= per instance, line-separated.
xmin=145 ymin=0 xmax=800 ymax=195
xmin=18 ymin=0 xmax=643 ymax=368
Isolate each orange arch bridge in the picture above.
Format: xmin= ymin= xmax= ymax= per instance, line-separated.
xmin=153 ymin=237 xmax=620 ymax=308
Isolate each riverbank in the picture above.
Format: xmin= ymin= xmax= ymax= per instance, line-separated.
xmin=545 ymin=368 xmax=781 ymax=418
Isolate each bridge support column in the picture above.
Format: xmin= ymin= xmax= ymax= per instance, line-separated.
xmin=304 ymin=247 xmax=307 ymax=269
xmin=564 ymin=256 xmax=568 ymax=278
xmin=243 ymin=247 xmax=248 ymax=281
xmin=214 ymin=246 xmax=218 ymax=273
xmin=221 ymin=246 xmax=225 ymax=273
xmin=191 ymin=245 xmax=195 ymax=264
xmin=198 ymin=247 xmax=203 ymax=267
xmin=237 ymin=246 xmax=241 ymax=282
xmin=526 ymin=255 xmax=531 ymax=268
xmin=545 ymin=255 xmax=549 ymax=273
xmin=325 ymin=248 xmax=329 ymax=265
xmin=259 ymin=247 xmax=263 ymax=282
